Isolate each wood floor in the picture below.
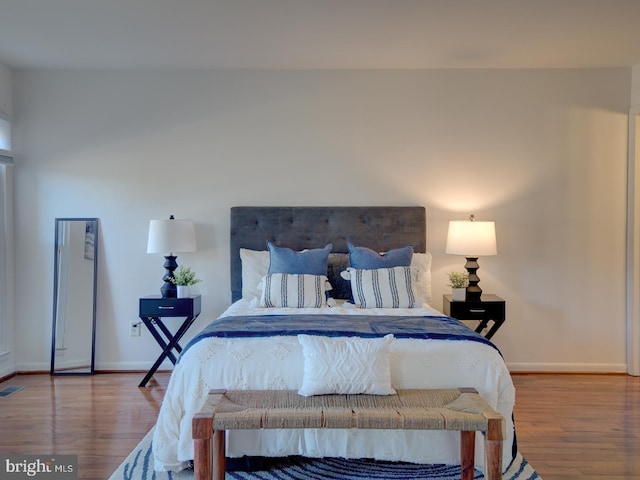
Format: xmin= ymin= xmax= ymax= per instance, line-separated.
xmin=0 ymin=372 xmax=639 ymax=479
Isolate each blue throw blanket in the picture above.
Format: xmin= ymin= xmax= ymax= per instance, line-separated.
xmin=180 ymin=313 xmax=497 ymax=361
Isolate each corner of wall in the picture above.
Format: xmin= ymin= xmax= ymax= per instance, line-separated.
xmin=0 ymin=63 xmax=12 ymax=116
xmin=632 ymin=64 xmax=640 ymax=108
xmin=0 ymin=62 xmax=15 ymax=377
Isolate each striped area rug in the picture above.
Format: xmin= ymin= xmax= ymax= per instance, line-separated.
xmin=108 ymin=429 xmax=542 ymax=480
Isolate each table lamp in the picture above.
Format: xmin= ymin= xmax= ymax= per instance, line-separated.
xmin=147 ymin=215 xmax=197 ymax=297
xmin=445 ymin=214 xmax=497 ymax=301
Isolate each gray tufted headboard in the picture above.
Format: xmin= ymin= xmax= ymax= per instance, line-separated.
xmin=230 ymin=206 xmax=426 ymax=303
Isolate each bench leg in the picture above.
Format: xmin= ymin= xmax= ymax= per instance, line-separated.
xmin=460 ymin=431 xmax=475 ymax=480
xmin=483 ymin=417 xmax=503 ymax=480
xmin=212 ymin=430 xmax=226 ymax=480
xmin=193 ymin=429 xmax=225 ymax=480
xmin=193 ymin=406 xmax=227 ymax=480
xmin=193 ymin=435 xmax=212 ymax=480
xmin=193 ymin=413 xmax=212 ymax=480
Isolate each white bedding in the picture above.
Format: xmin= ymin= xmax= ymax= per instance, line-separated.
xmin=152 ymin=300 xmax=515 ymax=473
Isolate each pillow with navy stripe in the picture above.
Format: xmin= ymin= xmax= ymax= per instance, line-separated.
xmin=345 ymin=266 xmax=419 ymax=308
xmin=259 ymin=273 xmax=332 ymax=308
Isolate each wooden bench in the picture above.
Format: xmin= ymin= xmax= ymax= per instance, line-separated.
xmin=192 ymin=388 xmax=504 ymax=480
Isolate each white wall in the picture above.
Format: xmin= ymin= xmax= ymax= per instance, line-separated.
xmin=627 ymin=63 xmax=640 ymax=375
xmin=11 ymin=68 xmax=630 ymax=373
xmin=0 ymin=62 xmax=14 ymax=378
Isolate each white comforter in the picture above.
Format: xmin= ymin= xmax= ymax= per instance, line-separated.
xmin=152 ymin=300 xmax=515 ymax=473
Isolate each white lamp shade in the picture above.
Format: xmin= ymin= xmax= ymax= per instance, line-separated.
xmin=446 ymin=220 xmax=497 ymax=257
xmin=147 ymin=218 xmax=197 ymax=254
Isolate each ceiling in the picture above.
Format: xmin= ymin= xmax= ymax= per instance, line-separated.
xmin=1 ymin=0 xmax=640 ymax=70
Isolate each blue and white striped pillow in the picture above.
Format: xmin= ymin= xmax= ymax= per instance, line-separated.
xmin=259 ymin=273 xmax=332 ymax=308
xmin=345 ymin=266 xmax=419 ymax=308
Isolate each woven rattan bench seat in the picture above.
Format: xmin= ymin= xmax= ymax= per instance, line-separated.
xmin=192 ymin=388 xmax=504 ymax=480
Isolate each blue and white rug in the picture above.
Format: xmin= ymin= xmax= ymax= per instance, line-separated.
xmin=109 ymin=429 xmax=542 ymax=480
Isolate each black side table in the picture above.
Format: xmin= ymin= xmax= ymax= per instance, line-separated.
xmin=138 ymin=295 xmax=201 ymax=387
xmin=442 ymin=294 xmax=505 ymax=340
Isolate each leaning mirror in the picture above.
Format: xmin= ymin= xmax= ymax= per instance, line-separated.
xmin=50 ymin=218 xmax=98 ymax=375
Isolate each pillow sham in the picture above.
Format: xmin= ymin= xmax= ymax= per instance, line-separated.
xmin=240 ymin=246 xmax=430 ymax=303
xmin=345 ymin=266 xmax=419 ymax=308
xmin=268 ymin=242 xmax=332 ymax=275
xmin=240 ymin=248 xmax=270 ymax=300
xmin=348 ymin=242 xmax=413 ymax=270
xmin=297 ymin=334 xmax=396 ymax=396
xmin=259 ymin=273 xmax=331 ymax=308
xmin=411 ymin=252 xmax=432 ymax=305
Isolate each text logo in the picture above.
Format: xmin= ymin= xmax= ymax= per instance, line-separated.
xmin=0 ymin=455 xmax=77 ymax=479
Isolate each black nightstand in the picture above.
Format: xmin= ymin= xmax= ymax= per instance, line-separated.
xmin=442 ymin=294 xmax=505 ymax=340
xmin=138 ymin=295 xmax=201 ymax=387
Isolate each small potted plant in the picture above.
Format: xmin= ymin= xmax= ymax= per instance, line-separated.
xmin=170 ymin=265 xmax=202 ymax=298
xmin=447 ymin=271 xmax=469 ymax=301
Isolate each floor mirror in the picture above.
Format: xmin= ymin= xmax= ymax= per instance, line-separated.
xmin=50 ymin=218 xmax=98 ymax=375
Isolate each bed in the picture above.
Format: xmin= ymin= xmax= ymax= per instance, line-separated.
xmin=152 ymin=206 xmax=516 ymax=474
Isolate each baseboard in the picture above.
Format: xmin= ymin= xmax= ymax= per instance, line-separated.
xmin=0 ymin=350 xmax=15 ymax=379
xmin=15 ymin=360 xmax=629 ymax=375
xmin=15 ymin=360 xmax=175 ymax=372
xmin=95 ymin=369 xmax=172 ymax=374
xmin=96 ymin=361 xmax=174 ymax=371
xmin=10 ymin=369 xmax=172 ymax=376
xmin=507 ymin=362 xmax=628 ymax=373
xmin=0 ymin=371 xmax=16 ymax=383
xmin=0 ymin=366 xmax=15 ymax=379
xmin=13 ymin=362 xmax=50 ymax=372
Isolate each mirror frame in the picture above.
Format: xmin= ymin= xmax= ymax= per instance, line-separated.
xmin=50 ymin=217 xmax=99 ymax=376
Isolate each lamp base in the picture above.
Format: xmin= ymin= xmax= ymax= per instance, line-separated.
xmin=160 ymin=255 xmax=178 ymax=298
xmin=464 ymin=256 xmax=482 ymax=302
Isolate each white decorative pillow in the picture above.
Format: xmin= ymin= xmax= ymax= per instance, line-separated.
xmin=240 ymin=248 xmax=269 ymax=300
xmin=297 ymin=334 xmax=396 ymax=396
xmin=259 ymin=273 xmax=332 ymax=308
xmin=411 ymin=252 xmax=432 ymax=305
xmin=344 ymin=266 xmax=420 ymax=308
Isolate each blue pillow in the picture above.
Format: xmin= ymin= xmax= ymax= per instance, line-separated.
xmin=348 ymin=242 xmax=414 ymax=269
xmin=268 ymin=242 xmax=332 ymax=275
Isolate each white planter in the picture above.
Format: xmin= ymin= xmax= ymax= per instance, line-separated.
xmin=451 ymin=288 xmax=466 ymax=302
xmin=177 ymin=285 xmax=190 ymax=298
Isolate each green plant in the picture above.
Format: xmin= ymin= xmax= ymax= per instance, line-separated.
xmin=447 ymin=271 xmax=469 ymax=289
xmin=170 ymin=265 xmax=202 ymax=286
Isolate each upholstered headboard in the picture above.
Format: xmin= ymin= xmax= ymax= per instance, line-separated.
xmin=230 ymin=206 xmax=426 ymax=302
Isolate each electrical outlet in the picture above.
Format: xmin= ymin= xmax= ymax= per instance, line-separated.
xmin=129 ymin=320 xmax=141 ymax=337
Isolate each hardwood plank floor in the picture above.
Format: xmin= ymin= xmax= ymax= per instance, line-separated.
xmin=0 ymin=373 xmax=167 ymax=480
xmin=0 ymin=372 xmax=639 ymax=479
xmin=512 ymin=374 xmax=640 ymax=480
